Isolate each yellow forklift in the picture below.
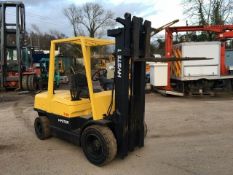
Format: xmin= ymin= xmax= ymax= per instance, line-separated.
xmin=34 ymin=13 xmax=208 ymax=166
xmin=34 ymin=13 xmax=150 ymax=166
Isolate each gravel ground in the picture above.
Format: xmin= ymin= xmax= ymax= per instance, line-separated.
xmin=0 ymin=91 xmax=233 ymax=175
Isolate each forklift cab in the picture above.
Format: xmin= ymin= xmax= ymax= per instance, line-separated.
xmin=34 ymin=37 xmax=115 ymax=120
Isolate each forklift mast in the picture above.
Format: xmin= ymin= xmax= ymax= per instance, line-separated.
xmin=108 ymin=13 xmax=151 ymax=157
xmin=0 ymin=1 xmax=26 ymax=89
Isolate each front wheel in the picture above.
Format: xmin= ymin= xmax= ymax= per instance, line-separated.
xmin=81 ymin=125 xmax=117 ymax=166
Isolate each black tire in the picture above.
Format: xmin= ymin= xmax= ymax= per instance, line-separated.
xmin=34 ymin=116 xmax=51 ymax=140
xmin=144 ymin=122 xmax=148 ymax=137
xmin=27 ymin=75 xmax=32 ymax=90
xmin=38 ymin=79 xmax=43 ymax=90
xmin=28 ymin=75 xmax=37 ymax=91
xmin=81 ymin=125 xmax=117 ymax=166
xmin=22 ymin=75 xmax=28 ymax=90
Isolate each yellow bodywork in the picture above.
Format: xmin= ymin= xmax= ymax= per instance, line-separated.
xmin=34 ymin=37 xmax=115 ymax=120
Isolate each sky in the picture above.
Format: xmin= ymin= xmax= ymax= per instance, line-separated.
xmin=6 ymin=0 xmax=186 ymax=37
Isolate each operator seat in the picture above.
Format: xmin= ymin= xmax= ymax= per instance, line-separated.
xmin=99 ymin=77 xmax=114 ymax=90
xmin=70 ymin=73 xmax=101 ymax=101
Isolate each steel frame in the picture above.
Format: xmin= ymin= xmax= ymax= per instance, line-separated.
xmin=0 ymin=1 xmax=25 ymax=89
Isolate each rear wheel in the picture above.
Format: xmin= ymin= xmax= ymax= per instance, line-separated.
xmin=81 ymin=125 xmax=117 ymax=166
xmin=34 ymin=116 xmax=51 ymax=140
xmin=28 ymin=75 xmax=37 ymax=91
xmin=144 ymin=122 xmax=148 ymax=137
xmin=22 ymin=75 xmax=28 ymax=90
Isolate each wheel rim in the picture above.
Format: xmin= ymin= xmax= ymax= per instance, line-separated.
xmin=85 ymin=134 xmax=104 ymax=160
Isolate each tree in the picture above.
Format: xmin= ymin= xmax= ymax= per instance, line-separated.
xmin=63 ymin=4 xmax=79 ymax=36
xmin=182 ymin=0 xmax=233 ymax=41
xmin=231 ymin=17 xmax=233 ymax=23
xmin=183 ymin=0 xmax=233 ymax=25
xmin=28 ymin=25 xmax=66 ymax=50
xmin=63 ymin=3 xmax=115 ymax=37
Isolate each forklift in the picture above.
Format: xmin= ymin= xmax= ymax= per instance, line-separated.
xmin=34 ymin=13 xmax=208 ymax=166
xmin=34 ymin=13 xmax=150 ymax=166
xmin=0 ymin=1 xmax=26 ymax=90
xmin=0 ymin=1 xmax=43 ymax=91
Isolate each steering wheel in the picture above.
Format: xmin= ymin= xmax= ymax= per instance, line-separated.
xmin=92 ymin=68 xmax=107 ymax=81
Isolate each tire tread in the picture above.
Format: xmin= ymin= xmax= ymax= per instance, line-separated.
xmin=82 ymin=125 xmax=117 ymax=166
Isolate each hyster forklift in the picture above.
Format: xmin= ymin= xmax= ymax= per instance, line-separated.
xmin=34 ymin=13 xmax=149 ymax=166
xmin=34 ymin=13 xmax=207 ymax=165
